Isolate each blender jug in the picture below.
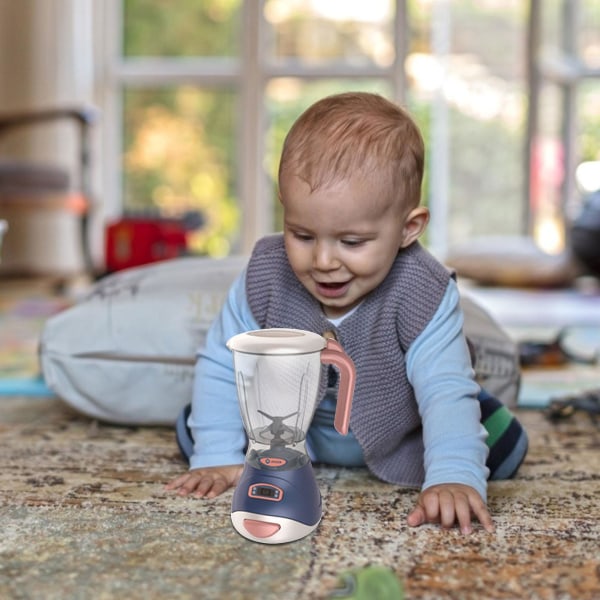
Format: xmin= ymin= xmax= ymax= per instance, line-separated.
xmin=227 ymin=328 xmax=355 ymax=544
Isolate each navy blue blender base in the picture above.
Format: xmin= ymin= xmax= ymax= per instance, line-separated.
xmin=231 ymin=461 xmax=322 ymax=544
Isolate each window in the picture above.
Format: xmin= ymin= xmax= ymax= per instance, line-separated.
xmin=527 ymin=0 xmax=600 ymax=253
xmin=106 ymin=0 xmax=405 ymax=256
xmin=103 ymin=1 xmax=598 ymax=260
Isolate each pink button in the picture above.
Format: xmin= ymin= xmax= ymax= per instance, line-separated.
xmin=243 ymin=519 xmax=281 ymax=538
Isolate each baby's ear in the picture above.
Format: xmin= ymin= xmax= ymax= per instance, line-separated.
xmin=400 ymin=207 xmax=430 ymax=248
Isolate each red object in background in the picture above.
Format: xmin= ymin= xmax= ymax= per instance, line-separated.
xmin=105 ymin=216 xmax=189 ymax=272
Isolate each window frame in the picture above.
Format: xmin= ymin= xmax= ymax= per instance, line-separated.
xmin=100 ymin=0 xmax=409 ymax=254
xmin=101 ymin=1 xmax=594 ymax=257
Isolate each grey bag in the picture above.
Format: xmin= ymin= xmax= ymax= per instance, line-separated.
xmin=40 ymin=257 xmax=521 ymax=425
xmin=460 ymin=294 xmax=521 ymax=408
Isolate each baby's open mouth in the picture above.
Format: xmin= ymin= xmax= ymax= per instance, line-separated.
xmin=319 ymin=281 xmax=346 ymax=289
xmin=315 ymin=280 xmax=351 ymax=298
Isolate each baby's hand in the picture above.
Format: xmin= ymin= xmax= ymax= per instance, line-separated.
xmin=407 ymin=483 xmax=494 ymax=534
xmin=165 ymin=465 xmax=243 ymax=499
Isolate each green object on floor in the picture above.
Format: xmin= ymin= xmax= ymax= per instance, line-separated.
xmin=328 ymin=565 xmax=404 ymax=599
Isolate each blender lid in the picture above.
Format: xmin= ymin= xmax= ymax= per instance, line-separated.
xmin=227 ymin=328 xmax=326 ymax=355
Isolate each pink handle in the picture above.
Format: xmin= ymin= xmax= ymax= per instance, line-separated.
xmin=320 ymin=338 xmax=355 ymax=435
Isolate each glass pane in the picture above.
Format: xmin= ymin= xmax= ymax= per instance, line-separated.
xmin=576 ymin=0 xmax=599 ymax=217
xmin=575 ymin=80 xmax=600 ymax=201
xmin=265 ymin=79 xmax=393 ymax=231
xmin=579 ymin=82 xmax=600 ymax=166
xmin=539 ymin=0 xmax=562 ymax=51
xmin=580 ymin=1 xmax=600 ymax=68
xmin=406 ymin=0 xmax=528 ymax=248
xmin=263 ymin=0 xmax=395 ymax=67
xmin=123 ymin=0 xmax=242 ymax=57
xmin=540 ymin=1 xmax=600 ymax=68
xmin=122 ymin=87 xmax=240 ymax=256
xmin=531 ymin=83 xmax=564 ymax=251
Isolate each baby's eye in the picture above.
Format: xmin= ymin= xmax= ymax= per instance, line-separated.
xmin=293 ymin=231 xmax=313 ymax=242
xmin=341 ymin=238 xmax=365 ymax=247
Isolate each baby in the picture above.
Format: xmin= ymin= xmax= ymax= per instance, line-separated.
xmin=167 ymin=92 xmax=528 ymax=534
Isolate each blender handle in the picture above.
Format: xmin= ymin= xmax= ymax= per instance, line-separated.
xmin=321 ymin=338 xmax=356 ymax=435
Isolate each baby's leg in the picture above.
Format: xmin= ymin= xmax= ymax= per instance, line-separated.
xmin=479 ymin=389 xmax=529 ymax=479
xmin=175 ymin=404 xmax=194 ymax=463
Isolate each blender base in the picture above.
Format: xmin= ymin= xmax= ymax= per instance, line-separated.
xmin=230 ymin=460 xmax=322 ymax=544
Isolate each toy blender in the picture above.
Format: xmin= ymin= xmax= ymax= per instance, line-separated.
xmin=227 ymin=328 xmax=355 ymax=544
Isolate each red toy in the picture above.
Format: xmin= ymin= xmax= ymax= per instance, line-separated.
xmin=105 ymin=213 xmax=201 ymax=272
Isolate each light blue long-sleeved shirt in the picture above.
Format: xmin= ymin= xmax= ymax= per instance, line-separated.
xmin=187 ymin=268 xmax=489 ymax=500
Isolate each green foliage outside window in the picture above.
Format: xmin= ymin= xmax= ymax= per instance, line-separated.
xmin=123 ymin=88 xmax=239 ymax=257
xmin=119 ymin=0 xmax=599 ymax=257
xmin=123 ymin=0 xmax=241 ymax=57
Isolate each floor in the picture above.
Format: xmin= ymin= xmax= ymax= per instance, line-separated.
xmin=0 ymin=274 xmax=599 ymax=599
xmin=1 ymin=397 xmax=599 ymax=599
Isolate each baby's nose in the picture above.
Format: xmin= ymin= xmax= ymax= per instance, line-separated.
xmin=313 ymin=241 xmax=339 ymax=270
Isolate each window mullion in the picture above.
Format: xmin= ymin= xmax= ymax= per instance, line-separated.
xmin=262 ymin=63 xmax=392 ymax=79
xmin=100 ymin=0 xmax=124 ymax=226
xmin=239 ymin=0 xmax=269 ymax=253
xmin=115 ymin=57 xmax=239 ymax=86
xmin=392 ymin=0 xmax=408 ymax=103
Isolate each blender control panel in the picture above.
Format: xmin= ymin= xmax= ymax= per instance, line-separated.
xmin=247 ymin=483 xmax=284 ymax=502
xmin=259 ymin=456 xmax=287 ymax=467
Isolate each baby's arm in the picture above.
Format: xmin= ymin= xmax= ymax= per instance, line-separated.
xmin=166 ymin=269 xmax=257 ymax=499
xmin=406 ymin=281 xmax=491 ymax=533
xmin=407 ymin=483 xmax=494 ymax=534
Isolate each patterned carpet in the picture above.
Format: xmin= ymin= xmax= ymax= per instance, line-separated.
xmin=0 ymin=396 xmax=598 ymax=599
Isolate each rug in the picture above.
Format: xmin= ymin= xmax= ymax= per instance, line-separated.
xmin=0 ymin=396 xmax=598 ymax=600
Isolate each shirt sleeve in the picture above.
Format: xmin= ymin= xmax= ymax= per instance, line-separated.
xmin=187 ymin=268 xmax=260 ymax=470
xmin=405 ymin=278 xmax=490 ymax=501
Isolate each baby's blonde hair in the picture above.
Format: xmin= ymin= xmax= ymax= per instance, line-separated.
xmin=278 ymin=92 xmax=425 ymax=209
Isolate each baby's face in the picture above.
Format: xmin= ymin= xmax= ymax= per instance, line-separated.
xmin=280 ymin=172 xmax=419 ymax=319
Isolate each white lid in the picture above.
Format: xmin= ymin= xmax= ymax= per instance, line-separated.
xmin=226 ymin=328 xmax=326 ymax=355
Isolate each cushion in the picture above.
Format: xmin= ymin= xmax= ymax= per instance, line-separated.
xmin=445 ymin=236 xmax=579 ymax=288
xmin=40 ymin=255 xmax=246 ymax=425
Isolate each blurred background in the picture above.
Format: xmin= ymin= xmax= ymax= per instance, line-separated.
xmin=0 ymin=0 xmax=598 ymax=276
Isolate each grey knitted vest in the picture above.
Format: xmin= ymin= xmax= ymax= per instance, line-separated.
xmin=245 ymin=234 xmax=451 ymax=487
